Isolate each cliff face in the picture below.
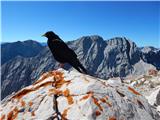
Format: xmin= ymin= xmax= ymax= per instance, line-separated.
xmin=1 ymin=69 xmax=159 ymax=120
xmin=141 ymin=46 xmax=160 ymax=69
xmin=1 ymin=36 xmax=159 ymax=99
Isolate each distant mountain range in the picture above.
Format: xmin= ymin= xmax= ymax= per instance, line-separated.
xmin=1 ymin=36 xmax=160 ymax=99
xmin=1 ymin=40 xmax=44 ymax=64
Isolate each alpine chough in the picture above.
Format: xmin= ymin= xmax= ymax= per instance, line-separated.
xmin=42 ymin=31 xmax=87 ymax=74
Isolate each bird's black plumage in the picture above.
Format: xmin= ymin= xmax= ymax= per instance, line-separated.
xmin=42 ymin=31 xmax=87 ymax=74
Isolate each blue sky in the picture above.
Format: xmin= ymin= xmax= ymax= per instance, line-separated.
xmin=1 ymin=1 xmax=160 ymax=47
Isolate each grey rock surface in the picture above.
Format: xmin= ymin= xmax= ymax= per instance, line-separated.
xmin=1 ymin=69 xmax=160 ymax=120
xmin=141 ymin=46 xmax=160 ymax=69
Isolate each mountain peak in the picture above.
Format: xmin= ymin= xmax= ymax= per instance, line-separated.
xmin=78 ymin=35 xmax=104 ymax=42
xmin=1 ymin=69 xmax=159 ymax=120
xmin=106 ymin=37 xmax=137 ymax=47
xmin=1 ymin=40 xmax=44 ymax=65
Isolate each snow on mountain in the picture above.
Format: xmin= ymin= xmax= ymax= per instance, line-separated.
xmin=1 ymin=69 xmax=159 ymax=120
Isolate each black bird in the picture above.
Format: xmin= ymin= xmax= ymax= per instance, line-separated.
xmin=42 ymin=31 xmax=87 ymax=74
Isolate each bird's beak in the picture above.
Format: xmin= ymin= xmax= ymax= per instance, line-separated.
xmin=41 ymin=34 xmax=46 ymax=37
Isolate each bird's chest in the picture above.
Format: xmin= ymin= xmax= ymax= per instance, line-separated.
xmin=47 ymin=41 xmax=66 ymax=62
xmin=47 ymin=40 xmax=59 ymax=52
xmin=48 ymin=43 xmax=58 ymax=52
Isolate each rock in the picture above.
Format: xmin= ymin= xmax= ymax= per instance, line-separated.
xmin=146 ymin=88 xmax=160 ymax=113
xmin=156 ymin=90 xmax=160 ymax=105
xmin=127 ymin=71 xmax=160 ymax=115
xmin=1 ymin=69 xmax=159 ymax=120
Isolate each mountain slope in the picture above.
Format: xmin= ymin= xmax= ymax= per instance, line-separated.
xmin=141 ymin=46 xmax=160 ymax=69
xmin=1 ymin=40 xmax=44 ymax=65
xmin=1 ymin=69 xmax=159 ymax=120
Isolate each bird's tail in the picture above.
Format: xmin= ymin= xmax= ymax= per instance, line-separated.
xmin=71 ymin=60 xmax=87 ymax=74
xmin=78 ymin=62 xmax=87 ymax=74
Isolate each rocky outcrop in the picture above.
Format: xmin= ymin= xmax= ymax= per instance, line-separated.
xmin=125 ymin=71 xmax=160 ymax=114
xmin=146 ymin=88 xmax=160 ymax=113
xmin=1 ymin=69 xmax=159 ymax=120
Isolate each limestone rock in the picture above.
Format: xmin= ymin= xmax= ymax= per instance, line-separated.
xmin=1 ymin=69 xmax=159 ymax=120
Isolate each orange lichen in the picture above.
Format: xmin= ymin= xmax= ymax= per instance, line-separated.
xmin=0 ymin=114 xmax=5 ymax=120
xmin=33 ymin=72 xmax=53 ymax=85
xmin=86 ymin=91 xmax=94 ymax=95
xmin=33 ymin=71 xmax=66 ymax=87
xmin=35 ymin=81 xmax=53 ymax=90
xmin=100 ymin=97 xmax=112 ymax=107
xmin=12 ymin=89 xmax=34 ymax=99
xmin=63 ymin=89 xmax=74 ymax=105
xmin=63 ymin=89 xmax=70 ymax=96
xmin=29 ymin=101 xmax=33 ymax=106
xmin=128 ymin=87 xmax=141 ymax=95
xmin=48 ymin=88 xmax=63 ymax=96
xmin=50 ymin=71 xmax=71 ymax=89
xmin=7 ymin=107 xmax=19 ymax=120
xmin=21 ymin=100 xmax=26 ymax=107
xmin=52 ymin=71 xmax=64 ymax=78
xmin=92 ymin=96 xmax=103 ymax=111
xmin=80 ymin=94 xmax=90 ymax=101
xmin=66 ymin=80 xmax=71 ymax=86
xmin=108 ymin=116 xmax=116 ymax=120
xmin=62 ymin=107 xmax=70 ymax=120
xmin=12 ymin=107 xmax=19 ymax=119
xmin=67 ymin=96 xmax=74 ymax=105
xmin=95 ymin=110 xmax=101 ymax=116
xmin=31 ymin=111 xmax=35 ymax=116
xmin=55 ymin=79 xmax=65 ymax=88
xmin=100 ymin=98 xmax=106 ymax=103
xmin=105 ymin=101 xmax=112 ymax=107
xmin=12 ymin=81 xmax=53 ymax=100
xmin=7 ymin=111 xmax=13 ymax=120
xmin=12 ymin=71 xmax=71 ymax=100
xmin=54 ymin=79 xmax=71 ymax=89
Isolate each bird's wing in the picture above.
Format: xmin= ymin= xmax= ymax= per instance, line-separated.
xmin=54 ymin=40 xmax=77 ymax=59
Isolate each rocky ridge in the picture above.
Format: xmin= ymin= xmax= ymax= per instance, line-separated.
xmin=1 ymin=69 xmax=159 ymax=120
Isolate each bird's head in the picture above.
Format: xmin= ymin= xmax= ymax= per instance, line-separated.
xmin=42 ymin=31 xmax=60 ymax=39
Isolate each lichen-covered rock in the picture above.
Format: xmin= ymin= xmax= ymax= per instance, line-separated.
xmin=1 ymin=69 xmax=159 ymax=120
xmin=124 ymin=71 xmax=160 ymax=115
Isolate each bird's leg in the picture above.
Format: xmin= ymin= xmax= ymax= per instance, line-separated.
xmin=58 ymin=63 xmax=65 ymax=68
